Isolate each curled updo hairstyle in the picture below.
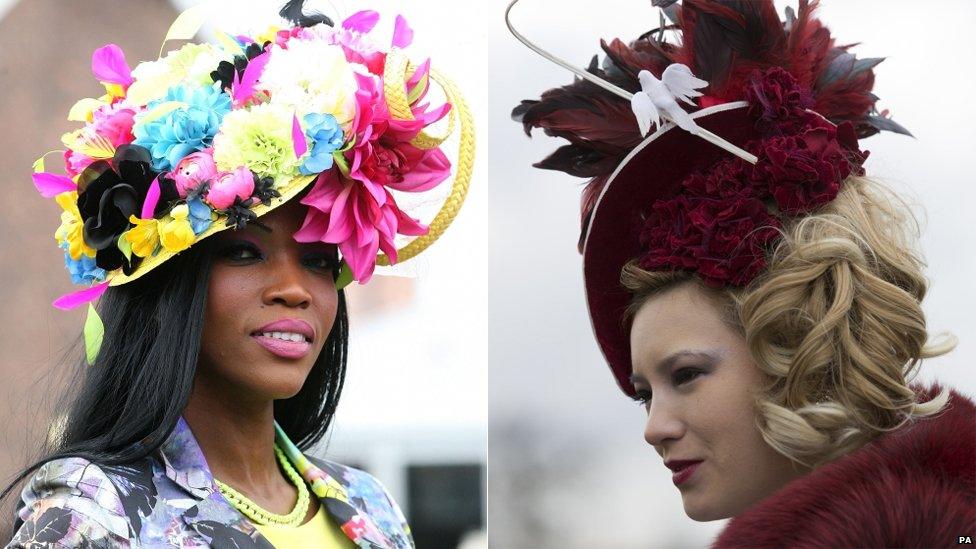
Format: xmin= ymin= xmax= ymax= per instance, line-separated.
xmin=621 ymin=176 xmax=953 ymax=467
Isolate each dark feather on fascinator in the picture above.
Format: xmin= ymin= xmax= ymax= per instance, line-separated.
xmin=279 ymin=0 xmax=334 ymax=28
xmin=514 ymin=0 xmax=909 ymax=249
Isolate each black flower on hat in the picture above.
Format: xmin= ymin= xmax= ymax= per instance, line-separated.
xmin=252 ymin=173 xmax=281 ymax=204
xmin=223 ymin=195 xmax=259 ymax=231
xmin=77 ymin=144 xmax=162 ymax=273
xmin=211 ymin=42 xmax=270 ymax=92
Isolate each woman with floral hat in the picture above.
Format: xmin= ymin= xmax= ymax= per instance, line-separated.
xmin=3 ymin=1 xmax=473 ymax=547
xmin=510 ymin=0 xmax=974 ymax=545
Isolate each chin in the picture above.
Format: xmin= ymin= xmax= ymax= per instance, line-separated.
xmin=681 ymin=493 xmax=732 ymax=522
xmin=249 ymin=369 xmax=312 ymax=400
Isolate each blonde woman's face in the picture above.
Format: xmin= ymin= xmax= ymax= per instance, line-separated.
xmin=629 ymin=282 xmax=805 ymax=521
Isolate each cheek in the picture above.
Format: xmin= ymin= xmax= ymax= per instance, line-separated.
xmin=314 ymin=299 xmax=339 ymax=353
xmin=694 ymin=365 xmax=778 ymax=493
xmin=310 ymin=279 xmax=340 ymax=334
xmin=200 ymin=266 xmax=254 ymax=360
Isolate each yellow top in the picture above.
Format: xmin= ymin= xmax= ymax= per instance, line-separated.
xmin=252 ymin=503 xmax=355 ymax=548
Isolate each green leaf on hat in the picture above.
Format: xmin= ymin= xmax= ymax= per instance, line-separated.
xmin=335 ymin=261 xmax=354 ymax=290
xmin=117 ymin=232 xmax=133 ymax=262
xmin=84 ymin=303 xmax=104 ymax=366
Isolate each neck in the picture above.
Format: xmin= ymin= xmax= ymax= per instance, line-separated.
xmin=182 ymin=374 xmax=282 ymax=496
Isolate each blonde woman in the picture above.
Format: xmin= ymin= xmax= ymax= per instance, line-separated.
xmin=510 ymin=0 xmax=975 ymax=545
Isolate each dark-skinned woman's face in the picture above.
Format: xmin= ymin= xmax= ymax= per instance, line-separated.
xmin=197 ymin=199 xmax=339 ymax=401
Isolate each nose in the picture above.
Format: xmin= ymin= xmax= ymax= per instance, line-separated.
xmin=261 ymin=255 xmax=313 ymax=309
xmin=643 ymin=397 xmax=685 ymax=449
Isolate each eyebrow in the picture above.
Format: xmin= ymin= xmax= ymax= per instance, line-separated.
xmin=629 ymin=350 xmax=720 ymax=384
xmin=219 ymin=231 xmax=264 ymax=246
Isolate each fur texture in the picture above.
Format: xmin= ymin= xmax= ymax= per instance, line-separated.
xmin=714 ymin=386 xmax=976 ymax=548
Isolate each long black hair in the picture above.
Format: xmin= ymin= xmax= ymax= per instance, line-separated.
xmin=0 ymin=233 xmax=349 ymax=522
xmin=2 ymin=0 xmax=346 ymax=532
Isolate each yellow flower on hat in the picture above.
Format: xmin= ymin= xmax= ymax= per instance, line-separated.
xmin=254 ymin=24 xmax=281 ymax=46
xmin=158 ymin=204 xmax=196 ymax=253
xmin=123 ymin=216 xmax=160 ymax=258
xmin=54 ymin=191 xmax=96 ymax=260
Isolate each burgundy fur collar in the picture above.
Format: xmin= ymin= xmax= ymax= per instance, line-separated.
xmin=714 ymin=385 xmax=976 ymax=548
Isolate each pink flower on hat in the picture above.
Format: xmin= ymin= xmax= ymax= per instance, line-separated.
xmin=345 ymin=73 xmax=451 ymax=205
xmin=294 ymin=169 xmax=427 ymax=284
xmin=291 ymin=73 xmax=449 ymax=282
xmin=205 ymin=166 xmax=255 ymax=209
xmin=64 ymin=102 xmax=138 ymax=177
xmin=170 ymin=149 xmax=217 ymax=198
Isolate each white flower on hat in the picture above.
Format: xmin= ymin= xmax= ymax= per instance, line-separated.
xmin=129 ymin=43 xmax=233 ymax=105
xmin=258 ymin=38 xmax=358 ymax=127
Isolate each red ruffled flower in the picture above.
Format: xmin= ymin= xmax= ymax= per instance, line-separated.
xmin=745 ymin=67 xmax=814 ymax=135
xmin=639 ymin=195 xmax=781 ymax=287
xmin=682 ymin=157 xmax=766 ymax=200
xmin=752 ymin=123 xmax=859 ymax=216
xmin=634 ymin=69 xmax=871 ymax=288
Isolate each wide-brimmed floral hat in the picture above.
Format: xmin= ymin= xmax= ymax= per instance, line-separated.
xmin=33 ymin=1 xmax=474 ymax=363
xmin=509 ymin=0 xmax=906 ymax=395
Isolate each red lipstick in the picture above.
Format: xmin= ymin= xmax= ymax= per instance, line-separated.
xmin=665 ymin=459 xmax=703 ymax=487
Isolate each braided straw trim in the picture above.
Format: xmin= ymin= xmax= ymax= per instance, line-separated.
xmin=377 ymin=65 xmax=475 ymax=267
xmin=383 ymin=49 xmax=457 ymax=150
xmin=383 ymin=49 xmax=414 ymax=120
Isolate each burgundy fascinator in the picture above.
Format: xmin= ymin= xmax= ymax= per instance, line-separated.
xmin=508 ymin=0 xmax=910 ymax=394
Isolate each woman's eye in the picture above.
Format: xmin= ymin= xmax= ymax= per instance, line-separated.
xmin=220 ymin=243 xmax=262 ymax=261
xmin=304 ymin=255 xmax=339 ymax=271
xmin=632 ymin=390 xmax=652 ymax=408
xmin=673 ymin=368 xmax=703 ymax=386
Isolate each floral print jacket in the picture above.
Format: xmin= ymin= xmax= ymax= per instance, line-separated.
xmin=7 ymin=418 xmax=413 ymax=548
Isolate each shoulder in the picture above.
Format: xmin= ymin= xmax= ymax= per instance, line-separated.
xmin=715 ymin=386 xmax=976 ymax=548
xmin=8 ymin=456 xmax=135 ymax=548
xmin=307 ymin=455 xmax=413 ymax=546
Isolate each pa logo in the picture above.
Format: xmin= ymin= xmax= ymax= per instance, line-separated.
xmin=959 ymin=536 xmax=973 ymax=544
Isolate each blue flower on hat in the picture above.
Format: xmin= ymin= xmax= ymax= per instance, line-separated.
xmin=299 ymin=113 xmax=344 ymax=175
xmin=61 ymin=244 xmax=107 ymax=285
xmin=133 ymin=82 xmax=232 ymax=172
xmin=186 ymin=197 xmax=214 ymax=235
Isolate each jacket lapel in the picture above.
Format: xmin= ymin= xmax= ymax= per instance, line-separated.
xmin=274 ymin=422 xmax=393 ymax=548
xmin=158 ymin=417 xmax=389 ymax=548
xmin=160 ymin=417 xmax=273 ymax=549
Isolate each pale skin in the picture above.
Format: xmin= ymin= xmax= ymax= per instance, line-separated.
xmin=182 ymin=200 xmax=340 ymax=524
xmin=629 ymin=281 xmax=809 ymax=521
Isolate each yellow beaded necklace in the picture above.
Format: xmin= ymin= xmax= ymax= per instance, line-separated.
xmin=215 ymin=444 xmax=311 ymax=527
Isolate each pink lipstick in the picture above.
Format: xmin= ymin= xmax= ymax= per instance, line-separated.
xmin=250 ymin=319 xmax=315 ymax=359
xmin=665 ymin=459 xmax=703 ymax=487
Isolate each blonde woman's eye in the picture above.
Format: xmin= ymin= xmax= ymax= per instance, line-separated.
xmin=673 ymin=368 xmax=703 ymax=386
xmin=632 ymin=390 xmax=652 ymax=408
